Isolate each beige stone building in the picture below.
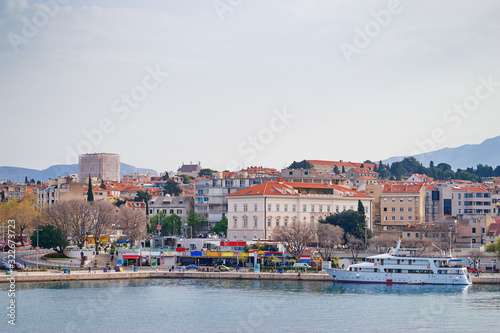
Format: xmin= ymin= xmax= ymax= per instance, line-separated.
xmin=227 ymin=180 xmax=373 ymax=240
xmin=369 ymin=183 xmax=426 ymax=235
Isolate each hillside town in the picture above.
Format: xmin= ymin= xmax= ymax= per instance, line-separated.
xmin=2 ymin=153 xmax=500 ymax=271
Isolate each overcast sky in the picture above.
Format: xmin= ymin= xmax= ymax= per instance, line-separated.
xmin=1 ymin=0 xmax=499 ymax=173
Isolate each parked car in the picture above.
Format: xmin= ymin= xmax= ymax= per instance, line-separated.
xmin=13 ymin=262 xmax=25 ymax=270
xmin=186 ymin=265 xmax=201 ymax=270
xmin=293 ymin=263 xmax=312 ymax=269
xmin=214 ymin=265 xmax=230 ymax=272
xmin=0 ymin=262 xmax=11 ymax=270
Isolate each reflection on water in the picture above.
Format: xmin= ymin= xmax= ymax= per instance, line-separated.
xmin=6 ymin=278 xmax=492 ymax=295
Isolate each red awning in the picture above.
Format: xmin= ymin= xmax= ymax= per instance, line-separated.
xmin=123 ymin=255 xmax=140 ymax=259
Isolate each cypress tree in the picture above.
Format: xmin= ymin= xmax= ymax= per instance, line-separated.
xmin=87 ymin=176 xmax=94 ymax=202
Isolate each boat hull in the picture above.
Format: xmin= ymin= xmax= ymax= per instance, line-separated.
xmin=323 ymin=268 xmax=471 ymax=285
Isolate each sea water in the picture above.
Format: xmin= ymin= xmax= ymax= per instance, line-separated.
xmin=1 ymin=279 xmax=500 ymax=332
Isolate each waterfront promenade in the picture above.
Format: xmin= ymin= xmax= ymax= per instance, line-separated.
xmin=1 ymin=269 xmax=499 ymax=284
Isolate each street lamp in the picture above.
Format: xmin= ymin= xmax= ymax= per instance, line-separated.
xmin=448 ymin=225 xmax=453 ymax=255
xmin=364 ymin=225 xmax=367 ymax=253
xmin=1 ymin=225 xmax=6 ymax=262
xmin=139 ymin=229 xmax=143 ymax=268
xmin=35 ymin=228 xmax=42 ymax=270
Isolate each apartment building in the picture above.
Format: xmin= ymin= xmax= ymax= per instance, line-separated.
xmin=227 ymin=180 xmax=372 ymax=240
xmin=451 ymin=186 xmax=492 ymax=216
xmin=148 ymin=195 xmax=194 ymax=223
xmin=455 ymin=214 xmax=495 ymax=245
xmin=0 ymin=182 xmax=28 ymax=201
xmin=195 ymin=173 xmax=274 ymax=228
xmin=280 ymin=168 xmax=349 ymax=185
xmin=346 ymin=167 xmax=379 ymax=184
xmin=36 ymin=181 xmax=86 ymax=209
xmin=377 ymin=183 xmax=426 ymax=235
xmin=306 ymin=160 xmax=376 ymax=174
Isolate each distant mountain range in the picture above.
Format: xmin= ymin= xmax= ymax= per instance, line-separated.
xmin=0 ymin=163 xmax=157 ymax=183
xmin=383 ymin=135 xmax=500 ymax=170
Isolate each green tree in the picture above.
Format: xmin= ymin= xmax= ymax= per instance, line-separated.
xmin=149 ymin=212 xmax=181 ymax=236
xmin=437 ymin=162 xmax=452 ymax=172
xmin=199 ymin=169 xmax=216 ymax=177
xmin=357 ymin=200 xmax=365 ymax=219
xmin=495 ymin=166 xmax=500 ymax=177
xmin=341 ymin=166 xmax=346 ymax=173
xmin=25 ymin=176 xmax=29 ymax=184
xmin=210 ymin=216 xmax=228 ymax=237
xmin=333 ymin=166 xmax=340 ymax=174
xmin=134 ymin=190 xmax=152 ymax=215
xmin=100 ymin=179 xmax=106 ymax=190
xmin=167 ymin=214 xmax=182 ymax=236
xmin=288 ymin=160 xmax=314 ymax=169
xmin=161 ymin=172 xmax=170 ymax=181
xmin=321 ymin=210 xmax=367 ymax=243
xmin=115 ymin=198 xmax=127 ymax=207
xmin=148 ymin=211 xmax=166 ymax=234
xmin=187 ymin=212 xmax=208 ymax=235
xmin=486 ymin=240 xmax=500 ymax=261
xmin=164 ymin=179 xmax=183 ymax=196
xmin=181 ymin=175 xmax=194 ymax=184
xmin=30 ymin=225 xmax=69 ymax=254
xmin=87 ymin=176 xmax=94 ymax=202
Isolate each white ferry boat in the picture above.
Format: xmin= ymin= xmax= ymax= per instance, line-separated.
xmin=324 ymin=241 xmax=472 ymax=285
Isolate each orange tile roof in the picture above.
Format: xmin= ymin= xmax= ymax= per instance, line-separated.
xmin=486 ymin=222 xmax=500 ymax=237
xmin=382 ymin=184 xmax=424 ymax=193
xmin=228 ymin=181 xmax=372 ymax=198
xmin=228 ymin=182 xmax=299 ymax=196
xmin=126 ymin=201 xmax=146 ymax=208
xmin=352 ymin=167 xmax=378 ymax=174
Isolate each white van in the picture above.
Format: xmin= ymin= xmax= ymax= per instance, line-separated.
xmin=293 ymin=263 xmax=311 ymax=268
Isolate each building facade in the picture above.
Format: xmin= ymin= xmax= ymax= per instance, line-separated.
xmin=377 ymin=183 xmax=426 ymax=235
xmin=227 ymin=181 xmax=372 ymax=240
xmin=78 ymin=153 xmax=120 ymax=182
xmin=148 ymin=195 xmax=194 ymax=223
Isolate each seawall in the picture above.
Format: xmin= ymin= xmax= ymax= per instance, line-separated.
xmin=1 ymin=270 xmax=499 ymax=284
